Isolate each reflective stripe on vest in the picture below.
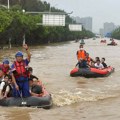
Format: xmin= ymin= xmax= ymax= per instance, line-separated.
xmin=77 ymin=50 xmax=86 ymax=60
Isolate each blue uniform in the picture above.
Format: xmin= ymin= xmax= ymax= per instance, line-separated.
xmin=11 ymin=59 xmax=30 ymax=97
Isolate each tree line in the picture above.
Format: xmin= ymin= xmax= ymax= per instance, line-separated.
xmin=112 ymin=27 xmax=120 ymax=40
xmin=0 ymin=0 xmax=95 ymax=46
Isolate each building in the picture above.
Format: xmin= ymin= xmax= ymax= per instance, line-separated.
xmin=103 ymin=22 xmax=116 ymax=36
xmin=79 ymin=17 xmax=92 ymax=32
xmin=72 ymin=16 xmax=93 ymax=32
xmin=99 ymin=28 xmax=104 ymax=37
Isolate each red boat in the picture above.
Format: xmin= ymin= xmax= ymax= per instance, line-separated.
xmin=70 ymin=66 xmax=114 ymax=78
xmin=100 ymin=40 xmax=106 ymax=43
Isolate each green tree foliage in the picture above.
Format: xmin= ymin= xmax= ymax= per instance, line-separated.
xmin=0 ymin=0 xmax=94 ymax=46
xmin=111 ymin=27 xmax=120 ymax=40
xmin=0 ymin=10 xmax=12 ymax=32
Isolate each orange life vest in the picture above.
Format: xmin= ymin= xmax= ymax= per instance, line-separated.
xmin=14 ymin=60 xmax=28 ymax=78
xmin=86 ymin=57 xmax=91 ymax=63
xmin=77 ymin=50 xmax=86 ymax=60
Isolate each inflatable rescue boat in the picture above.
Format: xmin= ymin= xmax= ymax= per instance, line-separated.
xmin=0 ymin=81 xmax=52 ymax=109
xmin=70 ymin=66 xmax=114 ymax=78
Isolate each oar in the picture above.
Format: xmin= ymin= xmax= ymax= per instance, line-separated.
xmin=17 ymin=90 xmax=27 ymax=106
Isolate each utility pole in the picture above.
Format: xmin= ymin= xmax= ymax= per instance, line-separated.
xmin=8 ymin=0 xmax=10 ymax=11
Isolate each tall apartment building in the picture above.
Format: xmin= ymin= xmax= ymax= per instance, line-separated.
xmin=103 ymin=22 xmax=115 ymax=36
xmin=79 ymin=17 xmax=92 ymax=32
xmin=72 ymin=16 xmax=93 ymax=32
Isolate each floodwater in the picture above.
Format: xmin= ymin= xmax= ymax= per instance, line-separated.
xmin=0 ymin=38 xmax=120 ymax=120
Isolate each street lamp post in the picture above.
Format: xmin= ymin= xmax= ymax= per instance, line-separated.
xmin=9 ymin=37 xmax=11 ymax=49
xmin=22 ymin=9 xmax=26 ymax=45
xmin=7 ymin=0 xmax=10 ymax=11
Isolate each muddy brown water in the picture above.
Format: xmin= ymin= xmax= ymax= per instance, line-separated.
xmin=0 ymin=38 xmax=120 ymax=120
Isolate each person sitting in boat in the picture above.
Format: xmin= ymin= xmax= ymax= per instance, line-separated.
xmin=0 ymin=68 xmax=4 ymax=83
xmin=11 ymin=44 xmax=31 ymax=98
xmin=101 ymin=58 xmax=107 ymax=68
xmin=28 ymin=67 xmax=38 ymax=80
xmin=0 ymin=74 xmax=13 ymax=99
xmin=95 ymin=57 xmax=100 ymax=63
xmin=76 ymin=44 xmax=87 ymax=68
xmin=86 ymin=53 xmax=93 ymax=65
xmin=29 ymin=77 xmax=43 ymax=97
xmin=89 ymin=61 xmax=96 ymax=68
xmin=94 ymin=59 xmax=104 ymax=69
xmin=110 ymin=39 xmax=116 ymax=45
xmin=0 ymin=59 xmax=10 ymax=75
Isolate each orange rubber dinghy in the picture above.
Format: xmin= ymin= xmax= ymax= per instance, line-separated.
xmin=70 ymin=66 xmax=114 ymax=78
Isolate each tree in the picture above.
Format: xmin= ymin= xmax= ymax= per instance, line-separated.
xmin=0 ymin=10 xmax=12 ymax=32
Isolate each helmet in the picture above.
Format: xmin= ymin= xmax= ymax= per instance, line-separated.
xmin=3 ymin=59 xmax=9 ymax=64
xmin=15 ymin=51 xmax=23 ymax=57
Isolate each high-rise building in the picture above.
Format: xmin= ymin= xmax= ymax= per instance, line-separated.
xmin=99 ymin=28 xmax=104 ymax=37
xmin=79 ymin=17 xmax=92 ymax=32
xmin=72 ymin=16 xmax=93 ymax=32
xmin=103 ymin=22 xmax=115 ymax=36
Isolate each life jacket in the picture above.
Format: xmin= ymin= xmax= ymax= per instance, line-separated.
xmin=86 ymin=57 xmax=91 ymax=63
xmin=77 ymin=50 xmax=86 ymax=60
xmin=14 ymin=60 xmax=29 ymax=78
xmin=0 ymin=64 xmax=10 ymax=74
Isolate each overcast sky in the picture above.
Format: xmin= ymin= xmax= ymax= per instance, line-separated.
xmin=44 ymin=0 xmax=120 ymax=33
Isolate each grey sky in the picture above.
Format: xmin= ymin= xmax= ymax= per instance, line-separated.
xmin=44 ymin=0 xmax=120 ymax=33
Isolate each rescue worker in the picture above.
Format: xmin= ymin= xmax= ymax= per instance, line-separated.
xmin=76 ymin=44 xmax=87 ymax=68
xmin=0 ymin=59 xmax=10 ymax=75
xmin=86 ymin=53 xmax=93 ymax=65
xmin=11 ymin=44 xmax=31 ymax=97
xmin=76 ymin=44 xmax=86 ymax=61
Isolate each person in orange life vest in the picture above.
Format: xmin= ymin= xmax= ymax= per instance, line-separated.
xmin=76 ymin=44 xmax=88 ymax=68
xmin=0 ymin=59 xmax=10 ymax=75
xmin=86 ymin=53 xmax=93 ymax=65
xmin=11 ymin=44 xmax=31 ymax=97
xmin=76 ymin=44 xmax=86 ymax=61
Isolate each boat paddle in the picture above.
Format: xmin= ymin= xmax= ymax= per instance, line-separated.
xmin=18 ymin=90 xmax=27 ymax=106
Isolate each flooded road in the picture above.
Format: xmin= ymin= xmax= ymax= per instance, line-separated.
xmin=0 ymin=38 xmax=120 ymax=120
